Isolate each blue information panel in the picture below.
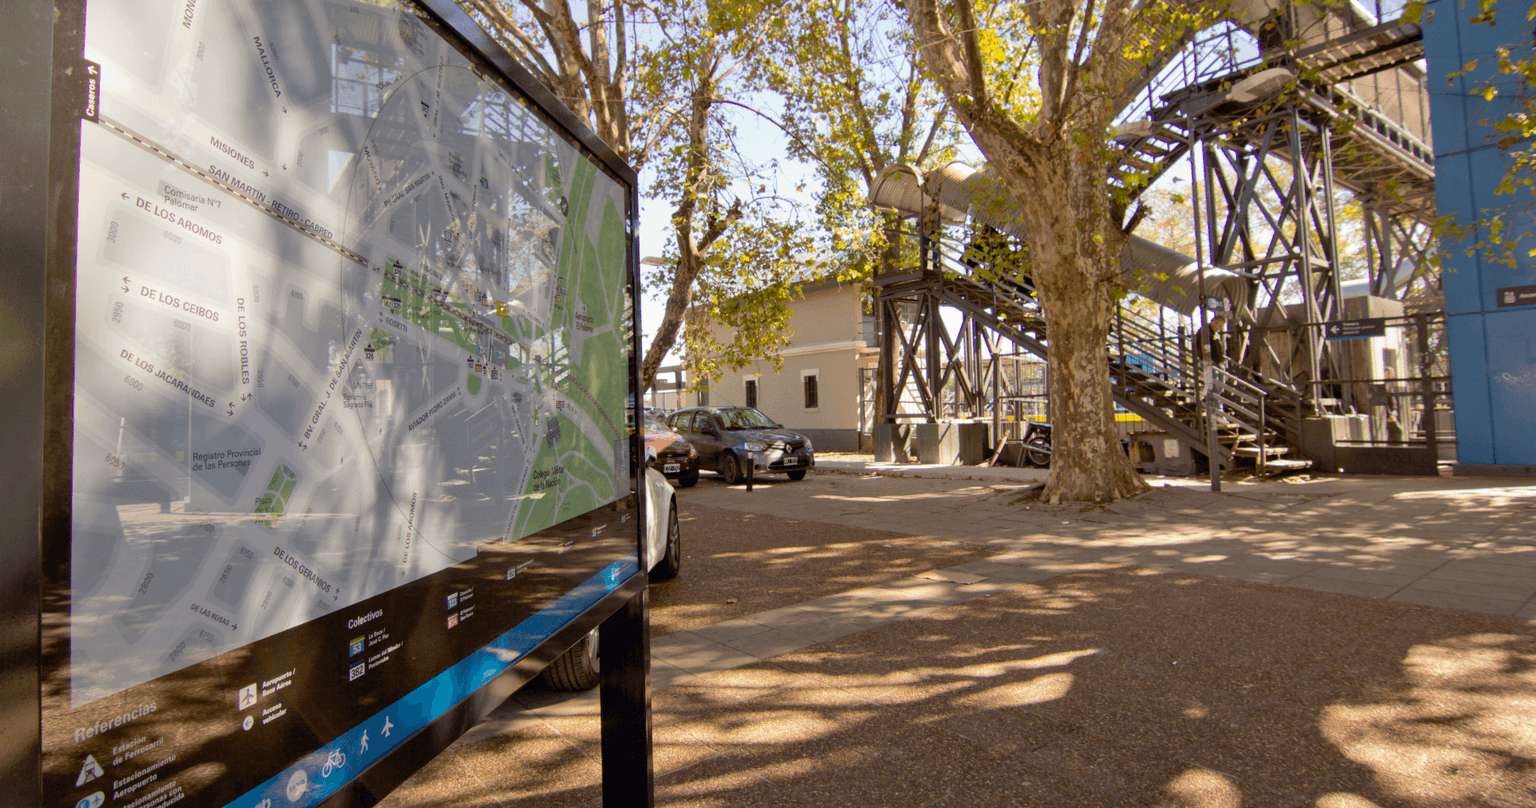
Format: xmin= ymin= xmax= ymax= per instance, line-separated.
xmin=41 ymin=2 xmax=640 ymax=806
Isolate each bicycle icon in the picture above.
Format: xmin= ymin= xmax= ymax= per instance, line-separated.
xmin=321 ymin=748 xmax=347 ymax=778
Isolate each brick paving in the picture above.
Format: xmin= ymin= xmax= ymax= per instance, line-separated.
xmin=378 ymin=467 xmax=1536 ymax=807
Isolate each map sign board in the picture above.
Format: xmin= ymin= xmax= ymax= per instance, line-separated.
xmin=38 ymin=1 xmax=642 ymax=806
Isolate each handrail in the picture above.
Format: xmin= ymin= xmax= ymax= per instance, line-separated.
xmin=1215 ymin=366 xmax=1266 ymax=399
xmin=883 ymin=215 xmax=1310 ymax=464
xmin=1115 ymin=21 xmax=1263 ymax=130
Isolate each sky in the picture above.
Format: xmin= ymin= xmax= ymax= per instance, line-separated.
xmin=499 ymin=0 xmax=1424 ymax=374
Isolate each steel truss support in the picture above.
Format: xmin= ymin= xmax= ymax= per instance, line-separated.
xmin=1189 ymin=85 xmax=1440 ymax=416
xmin=874 ymin=259 xmax=1049 ymax=434
xmin=1361 ymin=200 xmax=1437 ymax=302
xmin=877 ymin=275 xmax=981 ymax=424
xmin=1197 ymin=107 xmax=1347 ymax=409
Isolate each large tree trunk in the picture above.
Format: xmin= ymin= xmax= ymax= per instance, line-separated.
xmin=1006 ymin=152 xmax=1150 ymax=503
xmin=900 ymin=0 xmax=1152 ymax=504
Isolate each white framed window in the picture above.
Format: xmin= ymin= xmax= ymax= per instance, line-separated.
xmin=800 ymin=368 xmax=819 ymax=411
xmin=742 ymin=374 xmax=759 ymax=408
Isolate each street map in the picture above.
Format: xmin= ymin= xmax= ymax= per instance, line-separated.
xmin=69 ymin=0 xmax=633 ymax=705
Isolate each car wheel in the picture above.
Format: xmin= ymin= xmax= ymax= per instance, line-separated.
xmin=542 ymin=629 xmax=599 ymax=691
xmin=1025 ymin=436 xmax=1052 ymax=468
xmin=786 ymin=469 xmax=807 ymax=481
xmin=676 ymin=469 xmax=699 ymax=488
xmin=652 ymin=499 xmax=681 ymax=581
xmin=720 ymin=452 xmax=741 ymax=485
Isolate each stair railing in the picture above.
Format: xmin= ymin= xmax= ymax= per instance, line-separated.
xmin=1210 ymin=366 xmax=1272 ymax=473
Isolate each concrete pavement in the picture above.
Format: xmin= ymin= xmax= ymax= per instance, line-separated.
xmin=378 ymin=464 xmax=1536 ymax=807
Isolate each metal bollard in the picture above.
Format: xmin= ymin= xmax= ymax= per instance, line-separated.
xmin=745 ymin=454 xmax=754 ymax=492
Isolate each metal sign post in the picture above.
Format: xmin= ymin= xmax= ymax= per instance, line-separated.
xmin=1203 ymin=362 xmax=1222 ymax=493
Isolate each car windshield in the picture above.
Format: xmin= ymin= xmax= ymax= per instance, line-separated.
xmin=643 ymin=413 xmax=669 ymax=433
xmin=718 ymin=408 xmax=776 ymax=430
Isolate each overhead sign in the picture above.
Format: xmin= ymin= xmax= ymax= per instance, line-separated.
xmin=1495 ymin=284 xmax=1536 ymax=308
xmin=1324 ymin=317 xmax=1388 ymax=341
xmin=42 ymin=1 xmax=639 ymax=807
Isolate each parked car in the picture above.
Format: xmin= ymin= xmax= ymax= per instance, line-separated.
xmin=664 ymin=406 xmax=815 ymax=483
xmin=542 ymin=464 xmax=680 ymax=690
xmin=642 ymin=412 xmax=699 ymax=487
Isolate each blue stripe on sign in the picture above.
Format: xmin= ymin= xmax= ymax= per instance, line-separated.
xmin=226 ymin=554 xmax=640 ymax=808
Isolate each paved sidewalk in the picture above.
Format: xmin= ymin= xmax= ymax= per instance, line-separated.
xmin=813 ymin=454 xmax=1052 ymax=484
xmin=693 ymin=465 xmax=1536 ymax=618
xmin=377 ymin=469 xmax=1536 ymax=807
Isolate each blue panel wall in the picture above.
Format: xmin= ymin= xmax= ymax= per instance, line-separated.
xmin=1424 ymin=0 xmax=1536 ymax=465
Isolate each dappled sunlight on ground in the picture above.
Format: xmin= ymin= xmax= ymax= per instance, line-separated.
xmin=645 ymin=502 xmax=994 ymax=635
xmin=1148 ymin=768 xmax=1245 ymax=808
xmin=1318 ymin=632 xmax=1536 ymax=807
xmin=376 ymin=564 xmax=1536 ymax=807
xmin=1394 ymin=486 xmax=1536 ymax=501
xmin=808 ymin=484 xmax=1005 ymax=504
xmin=368 ymin=471 xmax=1536 ymax=807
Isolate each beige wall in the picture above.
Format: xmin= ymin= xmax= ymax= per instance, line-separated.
xmin=786 ymin=282 xmax=864 ymax=344
xmin=704 ymin=282 xmax=871 ymax=432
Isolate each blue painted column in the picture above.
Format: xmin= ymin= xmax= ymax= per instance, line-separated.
xmin=1424 ymin=0 xmax=1536 ymax=471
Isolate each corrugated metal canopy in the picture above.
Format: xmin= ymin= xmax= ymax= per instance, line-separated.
xmin=866 ymin=163 xmax=966 ymax=221
xmin=868 ymin=161 xmax=1251 ymax=319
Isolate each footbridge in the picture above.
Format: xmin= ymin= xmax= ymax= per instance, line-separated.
xmin=866 ymin=0 xmax=1445 ymax=474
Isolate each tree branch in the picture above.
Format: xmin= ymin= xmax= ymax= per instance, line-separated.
xmin=464 ymin=0 xmax=561 ymax=85
xmin=953 ymin=0 xmax=991 ymax=112
xmin=1058 ymin=0 xmax=1097 ymax=125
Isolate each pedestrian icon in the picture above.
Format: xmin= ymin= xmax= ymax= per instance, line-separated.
xmin=360 ymin=730 xmax=370 ymax=753
xmin=381 ymin=716 xmax=394 ymax=738
xmin=76 ymin=754 xmax=104 ymax=787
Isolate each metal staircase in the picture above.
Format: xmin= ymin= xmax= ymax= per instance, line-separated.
xmin=868 ymin=8 xmax=1437 ymax=474
xmin=876 ymin=235 xmax=1308 ymax=471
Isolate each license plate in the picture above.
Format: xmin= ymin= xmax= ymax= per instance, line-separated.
xmin=785 ymin=457 xmax=801 ymax=465
xmin=664 ymin=463 xmax=680 ymax=473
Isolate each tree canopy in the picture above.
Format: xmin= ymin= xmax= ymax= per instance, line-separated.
xmin=459 ymin=0 xmax=820 ymax=393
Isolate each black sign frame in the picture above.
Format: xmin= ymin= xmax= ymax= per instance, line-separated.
xmin=1324 ymin=317 xmax=1389 ymax=341
xmin=7 ymin=0 xmax=653 ymax=805
xmin=1495 ymin=284 xmax=1536 ymax=308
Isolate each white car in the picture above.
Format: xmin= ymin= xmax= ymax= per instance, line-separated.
xmin=541 ymin=463 xmax=679 ymax=690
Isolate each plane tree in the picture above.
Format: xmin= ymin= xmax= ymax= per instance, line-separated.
xmin=900 ymin=0 xmax=1226 ymax=502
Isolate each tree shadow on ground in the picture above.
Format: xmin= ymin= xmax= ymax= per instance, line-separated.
xmin=646 ymin=502 xmax=995 ymax=636
xmin=380 ymin=566 xmax=1536 ymax=807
